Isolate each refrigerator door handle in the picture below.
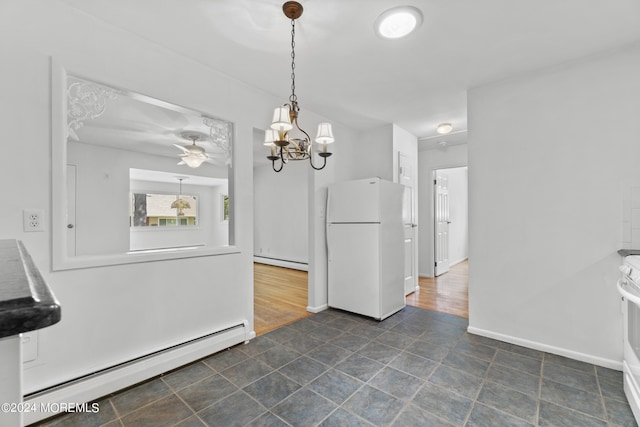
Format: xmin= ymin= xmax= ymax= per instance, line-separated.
xmin=326 ymin=223 xmax=331 ymax=262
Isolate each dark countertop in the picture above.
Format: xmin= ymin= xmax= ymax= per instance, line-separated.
xmin=619 ymin=249 xmax=640 ymax=257
xmin=0 ymin=240 xmax=61 ymax=339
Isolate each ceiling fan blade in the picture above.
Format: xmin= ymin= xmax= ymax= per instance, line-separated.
xmin=173 ymin=143 xmax=189 ymax=152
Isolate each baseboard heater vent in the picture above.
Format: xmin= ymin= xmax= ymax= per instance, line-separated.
xmin=24 ymin=320 xmax=251 ymax=425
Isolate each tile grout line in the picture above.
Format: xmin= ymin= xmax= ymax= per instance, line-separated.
xmin=461 ymin=333 xmax=498 ymax=427
xmin=366 ymin=338 xmax=425 ymax=427
xmin=169 ymin=387 xmax=200 ymax=426
xmin=537 ymin=352 xmax=545 ymax=426
xmin=594 ymin=366 xmax=610 ymax=425
xmin=105 ymin=399 xmax=121 ymax=427
xmin=107 ymin=383 xmax=172 ymax=426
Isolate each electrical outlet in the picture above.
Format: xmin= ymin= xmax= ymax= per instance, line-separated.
xmin=23 ymin=209 xmax=45 ymax=232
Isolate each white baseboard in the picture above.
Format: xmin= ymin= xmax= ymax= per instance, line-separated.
xmin=467 ymin=326 xmax=622 ymax=371
xmin=307 ymin=304 xmax=328 ymax=313
xmin=24 ymin=321 xmax=250 ymax=425
xmin=254 ymin=256 xmax=308 ymax=271
xmin=450 ymin=257 xmax=468 ymax=267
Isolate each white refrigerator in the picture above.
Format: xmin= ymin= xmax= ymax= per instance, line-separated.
xmin=326 ymin=177 xmax=405 ymax=320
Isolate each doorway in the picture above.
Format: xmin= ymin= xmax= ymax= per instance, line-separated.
xmin=410 ymin=160 xmax=469 ymax=318
xmin=406 ymin=260 xmax=468 ymax=317
xmin=433 ymin=166 xmax=468 ymax=276
xmin=253 ymin=263 xmax=310 ymax=335
xmin=252 ymin=129 xmax=310 ymax=335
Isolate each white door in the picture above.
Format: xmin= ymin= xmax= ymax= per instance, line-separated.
xmin=398 ymin=154 xmax=418 ymax=295
xmin=434 ymin=174 xmax=450 ymax=276
xmin=67 ymin=164 xmax=77 ymax=257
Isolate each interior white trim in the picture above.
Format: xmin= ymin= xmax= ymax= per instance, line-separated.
xmin=254 ymin=256 xmax=308 ymax=272
xmin=467 ymin=326 xmax=622 ymax=371
xmin=23 ymin=321 xmax=250 ymax=425
xmin=55 ymin=246 xmax=241 ymax=271
xmin=450 ymin=257 xmax=468 ymax=267
xmin=51 ymin=58 xmax=240 ymax=271
xmin=307 ymin=304 xmax=328 ymax=313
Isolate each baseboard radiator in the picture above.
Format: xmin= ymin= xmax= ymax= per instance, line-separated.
xmin=24 ymin=321 xmax=252 ymax=425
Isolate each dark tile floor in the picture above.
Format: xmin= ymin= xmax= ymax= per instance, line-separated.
xmin=37 ymin=306 xmax=637 ymax=426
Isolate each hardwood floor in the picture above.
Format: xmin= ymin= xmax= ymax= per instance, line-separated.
xmin=254 ymin=263 xmax=311 ymax=335
xmin=254 ymin=259 xmax=469 ymax=335
xmin=406 ymin=260 xmax=469 ymax=319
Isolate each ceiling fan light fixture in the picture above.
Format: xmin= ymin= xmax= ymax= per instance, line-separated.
xmin=175 ymin=133 xmax=208 ymax=168
xmin=375 ymin=6 xmax=423 ymax=39
xmin=436 ymin=122 xmax=453 ymax=134
xmin=182 ymin=154 xmax=207 ymax=168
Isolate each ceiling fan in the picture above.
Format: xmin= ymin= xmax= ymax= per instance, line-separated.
xmin=174 ymin=132 xmax=208 ymax=168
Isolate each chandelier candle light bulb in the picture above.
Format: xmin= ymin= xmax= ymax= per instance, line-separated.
xmin=264 ymin=1 xmax=335 ymax=172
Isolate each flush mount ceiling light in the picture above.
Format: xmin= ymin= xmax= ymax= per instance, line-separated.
xmin=264 ymin=1 xmax=335 ymax=173
xmin=174 ymin=132 xmax=208 ymax=168
xmin=436 ymin=123 xmax=453 ymax=134
xmin=374 ymin=6 xmax=423 ymax=39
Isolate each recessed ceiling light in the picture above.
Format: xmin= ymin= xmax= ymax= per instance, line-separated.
xmin=374 ymin=6 xmax=423 ymax=39
xmin=436 ymin=123 xmax=453 ymax=134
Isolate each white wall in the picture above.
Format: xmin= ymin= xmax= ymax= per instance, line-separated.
xmin=341 ymin=124 xmax=394 ymax=181
xmin=253 ymin=160 xmax=308 ymax=265
xmin=0 ymin=0 xmax=273 ymax=394
xmin=468 ymin=44 xmax=640 ymax=367
xmin=418 ymin=144 xmax=468 ymax=276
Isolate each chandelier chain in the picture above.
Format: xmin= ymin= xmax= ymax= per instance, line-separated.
xmin=289 ymin=18 xmax=297 ymax=104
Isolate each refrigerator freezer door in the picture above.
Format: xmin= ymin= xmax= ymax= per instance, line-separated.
xmin=327 ymin=178 xmax=381 ymax=223
xmin=327 ymin=223 xmax=380 ymax=318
